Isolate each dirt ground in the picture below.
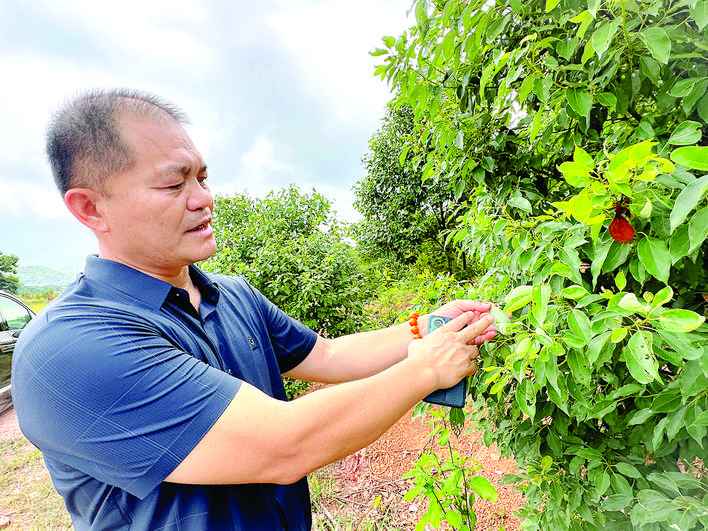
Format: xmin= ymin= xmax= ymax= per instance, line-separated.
xmin=1 ymin=402 xmax=524 ymax=530
xmin=314 ymin=406 xmax=524 ymax=530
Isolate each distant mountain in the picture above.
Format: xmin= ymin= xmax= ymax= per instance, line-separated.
xmin=18 ymin=266 xmax=77 ymax=293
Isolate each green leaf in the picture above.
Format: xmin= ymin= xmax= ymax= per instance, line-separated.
xmin=671 ymin=146 xmax=708 ymax=171
xmin=668 ymin=121 xmax=703 ymax=146
xmin=628 ymin=407 xmax=655 ymax=425
xmin=592 ymin=18 xmax=621 ymax=58
xmin=568 ymin=309 xmax=592 ymax=343
xmin=562 ymin=285 xmax=588 ymax=299
xmin=568 ymin=349 xmax=591 ymax=386
xmin=615 ymin=462 xmax=642 ymax=479
xmin=640 ymin=27 xmax=671 ymax=64
xmin=658 ymin=309 xmax=706 ymax=332
xmin=545 ymin=0 xmax=561 ymax=12
xmin=626 ymin=331 xmax=660 ymax=384
xmin=468 ymin=475 xmax=498 ymax=502
xmin=603 ymin=493 xmax=635 ymax=511
xmin=503 ymin=285 xmax=533 ymax=314
xmin=691 ymin=0 xmax=708 ymax=31
xmin=595 ymin=92 xmax=618 ymax=111
xmin=688 ymin=206 xmax=708 ymax=253
xmin=669 ymin=174 xmax=708 ymax=231
xmin=558 ymin=161 xmax=593 ymax=187
xmin=618 ymin=293 xmax=649 ymax=314
xmin=566 ymin=88 xmax=593 ymax=118
xmin=669 ymin=77 xmax=704 ymax=98
xmin=508 ymin=196 xmax=533 ymax=213
xmin=637 ymin=238 xmax=671 ymax=284
xmin=414 ymin=0 xmax=427 ymax=26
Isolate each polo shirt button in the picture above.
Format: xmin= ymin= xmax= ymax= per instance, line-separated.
xmin=248 ymin=337 xmax=255 ymax=347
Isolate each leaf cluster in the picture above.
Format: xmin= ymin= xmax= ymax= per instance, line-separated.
xmin=203 ymin=185 xmax=374 ymax=337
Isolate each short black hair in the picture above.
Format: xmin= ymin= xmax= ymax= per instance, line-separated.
xmin=45 ymin=88 xmax=189 ymax=197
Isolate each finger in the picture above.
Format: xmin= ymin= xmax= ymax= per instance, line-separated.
xmin=468 ymin=362 xmax=478 ymax=376
xmin=454 ymin=301 xmax=492 ymax=314
xmin=433 ymin=311 xmax=477 ymax=333
xmin=459 ymin=314 xmax=495 ymax=344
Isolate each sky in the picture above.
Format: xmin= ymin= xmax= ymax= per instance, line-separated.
xmin=0 ymin=0 xmax=413 ymax=272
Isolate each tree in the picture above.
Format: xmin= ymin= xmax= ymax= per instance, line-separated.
xmin=202 ymin=185 xmax=373 ymax=337
xmin=0 ymin=252 xmax=20 ymax=294
xmin=374 ymin=0 xmax=708 ymax=528
xmin=354 ymin=105 xmax=463 ymax=273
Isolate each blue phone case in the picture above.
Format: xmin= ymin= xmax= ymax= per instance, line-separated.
xmin=422 ymin=315 xmax=467 ymax=408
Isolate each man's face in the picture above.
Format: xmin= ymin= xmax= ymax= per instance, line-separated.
xmin=95 ymin=115 xmax=216 ymax=277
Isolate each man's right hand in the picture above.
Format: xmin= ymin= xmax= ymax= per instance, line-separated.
xmin=407 ymin=312 xmax=495 ymax=390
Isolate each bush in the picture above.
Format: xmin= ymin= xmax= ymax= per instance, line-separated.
xmin=203 ymin=185 xmax=375 ymax=337
xmin=374 ymin=0 xmax=708 ymax=528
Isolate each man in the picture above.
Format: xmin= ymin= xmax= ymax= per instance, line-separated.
xmin=13 ymin=88 xmax=496 ymax=530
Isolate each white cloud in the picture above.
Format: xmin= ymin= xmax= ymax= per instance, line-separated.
xmin=0 ymin=175 xmax=70 ymax=220
xmin=241 ymin=135 xmax=294 ymax=180
xmin=266 ymin=0 xmax=412 ymax=126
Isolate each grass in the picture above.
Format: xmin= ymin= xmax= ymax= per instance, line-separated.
xmin=310 ymin=465 xmax=403 ymax=530
xmin=0 ymin=437 xmax=72 ymax=530
xmin=0 ymin=437 xmax=401 ymax=530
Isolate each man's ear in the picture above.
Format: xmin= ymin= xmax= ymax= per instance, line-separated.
xmin=64 ymin=188 xmax=110 ymax=233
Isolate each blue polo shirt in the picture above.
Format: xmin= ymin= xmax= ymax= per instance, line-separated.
xmin=12 ymin=256 xmax=318 ymax=530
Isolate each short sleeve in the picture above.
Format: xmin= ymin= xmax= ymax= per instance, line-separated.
xmin=13 ymin=309 xmax=242 ymax=499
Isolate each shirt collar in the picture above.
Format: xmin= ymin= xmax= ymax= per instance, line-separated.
xmin=82 ymin=255 xmax=219 ymax=310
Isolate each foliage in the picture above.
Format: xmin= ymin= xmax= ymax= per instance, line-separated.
xmin=202 ymin=185 xmax=374 ymax=337
xmin=404 ymin=408 xmax=498 ymax=531
xmin=373 ymin=0 xmax=708 ymax=528
xmin=372 ymin=0 xmax=708 ymax=205
xmin=354 ymin=105 xmax=463 ymax=273
xmin=0 ymin=252 xmax=20 ymax=294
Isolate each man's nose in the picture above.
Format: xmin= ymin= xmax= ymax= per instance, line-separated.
xmin=187 ymin=179 xmax=213 ymax=211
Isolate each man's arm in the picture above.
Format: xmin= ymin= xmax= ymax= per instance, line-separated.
xmin=284 ymin=300 xmax=496 ymax=384
xmin=165 ymin=312 xmax=494 ymax=486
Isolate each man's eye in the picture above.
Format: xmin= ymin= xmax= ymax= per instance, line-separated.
xmin=168 ymin=182 xmax=184 ymax=190
xmin=198 ymin=175 xmax=208 ymax=187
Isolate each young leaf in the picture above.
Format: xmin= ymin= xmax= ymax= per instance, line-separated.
xmin=468 ymin=475 xmax=498 ymax=502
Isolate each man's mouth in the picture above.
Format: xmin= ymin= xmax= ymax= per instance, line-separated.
xmin=187 ymin=221 xmax=210 ymax=232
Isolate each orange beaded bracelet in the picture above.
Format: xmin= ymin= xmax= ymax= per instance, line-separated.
xmin=408 ymin=311 xmax=422 ymax=339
